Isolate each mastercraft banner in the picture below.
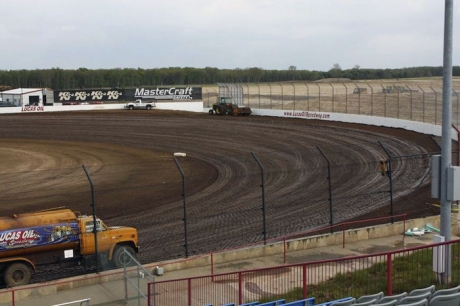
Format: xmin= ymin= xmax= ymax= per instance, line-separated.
xmin=126 ymin=87 xmax=202 ymax=100
xmin=54 ymin=87 xmax=202 ymax=102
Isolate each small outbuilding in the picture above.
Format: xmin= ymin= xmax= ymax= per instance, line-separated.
xmin=0 ymin=88 xmax=50 ymax=107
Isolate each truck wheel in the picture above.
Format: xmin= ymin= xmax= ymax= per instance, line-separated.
xmin=208 ymin=109 xmax=214 ymax=115
xmin=146 ymin=105 xmax=152 ymax=110
xmin=113 ymin=245 xmax=136 ymax=268
xmin=5 ymin=263 xmax=32 ymax=287
xmin=129 ymin=105 xmax=134 ymax=110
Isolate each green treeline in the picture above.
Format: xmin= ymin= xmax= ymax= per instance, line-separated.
xmin=0 ymin=66 xmax=459 ymax=90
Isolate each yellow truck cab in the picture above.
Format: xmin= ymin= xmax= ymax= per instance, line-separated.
xmin=0 ymin=209 xmax=138 ymax=287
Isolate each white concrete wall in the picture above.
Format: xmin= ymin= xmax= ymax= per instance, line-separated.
xmin=0 ymin=101 xmax=204 ymax=114
xmin=2 ymin=103 xmax=449 ymax=140
xmin=258 ymin=109 xmax=449 ymax=140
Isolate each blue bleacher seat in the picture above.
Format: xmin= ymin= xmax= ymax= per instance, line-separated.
xmin=329 ymin=298 xmax=356 ymax=306
xmin=257 ymin=299 xmax=285 ymax=306
xmin=353 ymin=299 xmax=377 ymax=306
xmin=281 ymin=297 xmax=315 ymax=306
xmin=240 ymin=302 xmax=259 ymax=306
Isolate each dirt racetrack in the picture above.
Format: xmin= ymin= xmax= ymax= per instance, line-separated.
xmin=0 ymin=110 xmax=442 ymax=281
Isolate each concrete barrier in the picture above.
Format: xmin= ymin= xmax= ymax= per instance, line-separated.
xmin=146 ymin=215 xmax=449 ymax=273
xmin=0 ymin=101 xmax=204 ymax=114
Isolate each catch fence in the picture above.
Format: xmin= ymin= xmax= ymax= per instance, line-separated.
xmin=203 ymin=81 xmax=460 ymax=126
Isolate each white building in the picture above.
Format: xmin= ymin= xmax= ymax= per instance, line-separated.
xmin=0 ymin=88 xmax=50 ymax=107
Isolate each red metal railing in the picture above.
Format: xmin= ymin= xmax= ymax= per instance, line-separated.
xmin=149 ymin=238 xmax=460 ymax=306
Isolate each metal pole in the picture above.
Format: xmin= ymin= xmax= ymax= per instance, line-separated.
xmin=279 ymin=83 xmax=284 ymax=110
xmin=251 ymin=152 xmax=267 ymax=244
xmin=268 ymin=83 xmax=272 ymax=109
xmin=367 ymin=82 xmax=373 ymax=116
xmin=354 ymin=84 xmax=361 ymax=115
xmin=304 ymin=83 xmax=310 ymax=111
xmin=441 ymin=0 xmax=453 ymax=284
xmin=431 ymin=86 xmax=438 ymax=125
xmin=245 ymin=83 xmax=250 ymax=108
xmin=330 ymin=83 xmax=334 ymax=112
xmin=82 ymin=165 xmax=99 ymax=272
xmin=316 ymin=83 xmax=321 ymax=111
xmin=291 ymin=83 xmax=296 ymax=111
xmin=378 ymin=141 xmax=394 ymax=223
xmin=317 ymin=146 xmax=334 ymax=233
xmin=173 ymin=157 xmax=189 ymax=258
xmin=257 ymin=83 xmax=261 ymax=108
xmin=419 ymin=86 xmax=426 ymax=122
xmin=342 ymin=83 xmax=348 ymax=113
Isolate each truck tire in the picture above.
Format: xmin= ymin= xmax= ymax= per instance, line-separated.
xmin=113 ymin=245 xmax=136 ymax=268
xmin=129 ymin=105 xmax=134 ymax=110
xmin=208 ymin=109 xmax=214 ymax=115
xmin=4 ymin=263 xmax=32 ymax=287
xmin=146 ymin=105 xmax=152 ymax=110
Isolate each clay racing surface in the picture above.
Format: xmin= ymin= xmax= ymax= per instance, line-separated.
xmin=0 ymin=110 xmax=440 ymax=282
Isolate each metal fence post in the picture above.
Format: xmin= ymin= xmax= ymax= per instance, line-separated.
xmin=82 ymin=165 xmax=99 ymax=272
xmin=305 ymin=83 xmax=310 ymax=111
xmin=291 ymin=83 xmax=296 ymax=111
xmin=330 ymin=83 xmax=334 ymax=112
xmin=279 ymin=83 xmax=284 ymax=110
xmin=316 ymin=83 xmax=321 ymax=111
xmin=431 ymin=86 xmax=438 ymax=125
xmin=317 ymin=146 xmax=334 ymax=233
xmin=268 ymin=83 xmax=272 ymax=109
xmin=378 ymin=141 xmax=394 ymax=223
xmin=367 ymin=82 xmax=374 ymax=116
xmin=257 ymin=83 xmax=261 ymax=108
xmin=173 ymin=157 xmax=189 ymax=258
xmin=251 ymin=152 xmax=267 ymax=244
xmin=418 ymin=86 xmax=425 ymax=122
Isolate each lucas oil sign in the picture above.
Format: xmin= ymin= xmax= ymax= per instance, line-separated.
xmin=0 ymin=223 xmax=79 ymax=250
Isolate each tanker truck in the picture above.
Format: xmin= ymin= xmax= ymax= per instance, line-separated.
xmin=0 ymin=208 xmax=139 ymax=287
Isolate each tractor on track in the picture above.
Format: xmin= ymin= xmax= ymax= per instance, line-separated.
xmin=209 ymin=97 xmax=252 ymax=116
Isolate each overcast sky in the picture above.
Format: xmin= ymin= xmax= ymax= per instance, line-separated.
xmin=1 ymin=0 xmax=458 ymax=71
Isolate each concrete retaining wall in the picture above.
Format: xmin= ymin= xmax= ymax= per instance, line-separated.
xmin=147 ymin=214 xmax=451 ymax=272
xmin=0 ymin=101 xmax=204 ymax=114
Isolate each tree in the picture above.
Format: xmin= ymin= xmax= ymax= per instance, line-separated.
xmin=288 ymin=66 xmax=297 ymax=71
xmin=331 ymin=63 xmax=342 ymax=71
xmin=329 ymin=63 xmax=342 ymax=78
